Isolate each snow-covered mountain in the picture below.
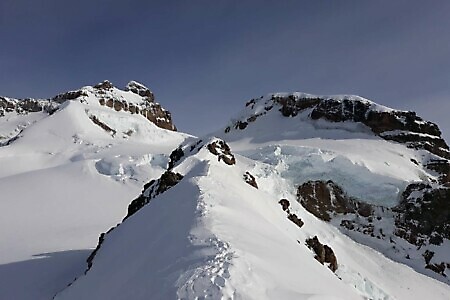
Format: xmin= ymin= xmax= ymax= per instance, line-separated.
xmin=1 ymin=86 xmax=449 ymax=299
xmin=0 ymin=81 xmax=189 ymax=299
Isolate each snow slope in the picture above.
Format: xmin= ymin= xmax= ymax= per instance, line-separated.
xmin=56 ymin=137 xmax=450 ymax=300
xmin=0 ymin=83 xmax=188 ymax=300
xmin=2 ymin=88 xmax=449 ymax=300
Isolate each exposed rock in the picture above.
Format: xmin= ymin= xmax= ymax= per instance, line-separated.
xmin=279 ymin=199 xmax=290 ymax=211
xmin=94 ymin=80 xmax=114 ymax=90
xmin=207 ymin=140 xmax=236 ymax=165
xmin=168 ymin=147 xmax=184 ymax=170
xmin=297 ymin=180 xmax=366 ymax=222
xmin=423 ymin=250 xmax=435 ymax=265
xmin=287 ymin=213 xmax=304 ymax=228
xmin=297 ymin=178 xmax=450 ymax=281
xmin=1 ymin=80 xmax=178 ymax=132
xmin=310 ymin=99 xmax=370 ymax=122
xmin=189 ymin=139 xmax=203 ymax=153
xmin=305 ymin=236 xmax=338 ymax=272
xmin=232 ymin=94 xmax=450 ymax=160
xmin=125 ymin=171 xmax=183 ymax=220
xmin=426 ymin=159 xmax=450 ymax=185
xmin=395 ymin=184 xmax=450 ymax=246
xmin=52 ymin=90 xmax=88 ymax=103
xmin=235 ymin=121 xmax=248 ymax=130
xmin=272 ymin=94 xmax=320 ymax=117
xmin=426 ymin=263 xmax=447 ymax=276
xmin=125 ymin=81 xmax=154 ymax=101
xmin=243 ymin=171 xmax=258 ymax=189
xmin=86 ymin=232 xmax=105 ymax=271
xmin=89 ymin=115 xmax=116 ymax=136
xmin=0 ymin=96 xmax=57 ymax=115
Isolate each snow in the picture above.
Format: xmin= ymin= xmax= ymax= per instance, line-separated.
xmin=0 ymin=90 xmax=189 ymax=300
xmin=217 ymin=105 xmax=435 ymax=207
xmin=55 ymin=138 xmax=450 ymax=300
xmin=1 ymin=86 xmax=449 ymax=300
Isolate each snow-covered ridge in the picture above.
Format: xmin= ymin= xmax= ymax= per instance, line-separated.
xmin=0 ymin=80 xmax=190 ymax=299
xmin=55 ymin=136 xmax=450 ymax=300
xmin=215 ymin=91 xmax=450 ymax=284
xmin=224 ymin=91 xmax=448 ymax=161
xmin=2 ymin=84 xmax=450 ymax=299
xmin=0 ymin=80 xmax=176 ymax=133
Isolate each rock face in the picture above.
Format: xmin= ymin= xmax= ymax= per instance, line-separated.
xmin=277 ymin=199 xmax=304 ymax=229
xmin=305 ymin=236 xmax=338 ymax=273
xmin=297 ymin=180 xmax=372 ymax=222
xmin=125 ymin=170 xmax=183 ymax=220
xmin=207 ymin=140 xmax=236 ymax=165
xmin=243 ymin=171 xmax=258 ymax=189
xmin=93 ymin=80 xmax=176 ymax=131
xmin=0 ymin=80 xmax=177 ymax=131
xmin=225 ymin=92 xmax=450 ymax=283
xmin=228 ymin=93 xmax=450 ymax=160
xmin=297 ymin=179 xmax=450 ymax=281
xmin=395 ymin=184 xmax=450 ymax=246
xmin=276 ymin=95 xmax=448 ymax=159
xmin=0 ymin=96 xmax=58 ymax=116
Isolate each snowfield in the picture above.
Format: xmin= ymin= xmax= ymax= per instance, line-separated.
xmin=55 ymin=137 xmax=450 ymax=300
xmin=1 ymin=87 xmax=449 ymax=300
xmin=0 ymin=88 xmax=188 ymax=299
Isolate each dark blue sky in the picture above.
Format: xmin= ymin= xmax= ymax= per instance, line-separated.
xmin=1 ymin=1 xmax=449 ymax=141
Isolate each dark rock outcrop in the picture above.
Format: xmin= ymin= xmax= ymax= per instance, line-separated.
xmin=89 ymin=115 xmax=116 ymax=136
xmin=1 ymin=80 xmax=177 ymax=132
xmin=297 ymin=180 xmax=371 ymax=222
xmin=125 ymin=81 xmax=154 ymax=101
xmin=305 ymin=236 xmax=338 ymax=272
xmin=52 ymin=90 xmax=88 ymax=103
xmin=168 ymin=147 xmax=184 ymax=170
xmin=287 ymin=213 xmax=304 ymax=228
xmin=0 ymin=96 xmax=57 ymax=116
xmin=207 ymin=140 xmax=236 ymax=165
xmin=395 ymin=184 xmax=450 ymax=246
xmin=297 ymin=179 xmax=450 ymax=279
xmin=277 ymin=199 xmax=304 ymax=229
xmin=229 ymin=94 xmax=450 ymax=160
xmin=279 ymin=199 xmax=290 ymax=211
xmin=125 ymin=170 xmax=183 ymax=220
xmin=243 ymin=171 xmax=258 ymax=189
xmin=94 ymin=80 xmax=114 ymax=90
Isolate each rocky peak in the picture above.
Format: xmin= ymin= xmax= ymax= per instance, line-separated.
xmin=125 ymin=81 xmax=154 ymax=101
xmin=228 ymin=93 xmax=449 ymax=160
xmin=93 ymin=80 xmax=115 ymax=90
xmin=0 ymin=80 xmax=177 ymax=131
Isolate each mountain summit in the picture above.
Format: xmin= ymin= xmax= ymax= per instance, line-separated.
xmin=54 ymin=92 xmax=449 ymax=300
xmin=0 ymin=80 xmax=176 ymax=142
xmin=1 ymin=87 xmax=449 ymax=300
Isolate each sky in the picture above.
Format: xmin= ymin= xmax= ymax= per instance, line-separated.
xmin=1 ymin=0 xmax=449 ymax=141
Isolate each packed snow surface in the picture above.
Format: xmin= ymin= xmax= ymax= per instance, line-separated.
xmin=0 ymin=96 xmax=188 ymax=299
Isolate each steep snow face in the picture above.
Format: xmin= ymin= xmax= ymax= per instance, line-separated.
xmin=0 ymin=84 xmax=189 ymax=300
xmin=216 ymin=93 xmax=450 ymax=283
xmin=56 ymin=138 xmax=450 ymax=300
xmin=217 ymin=94 xmax=438 ymax=207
